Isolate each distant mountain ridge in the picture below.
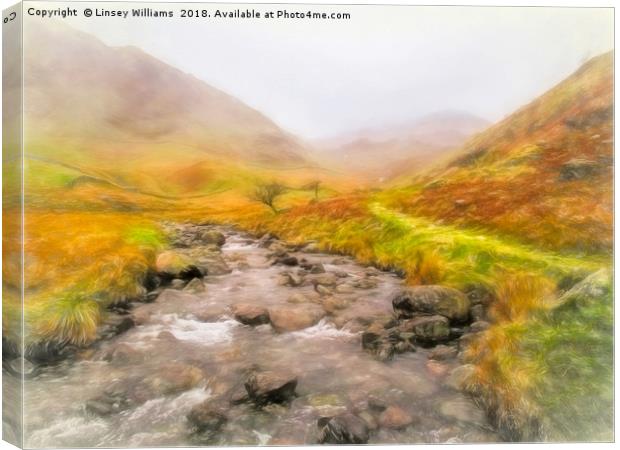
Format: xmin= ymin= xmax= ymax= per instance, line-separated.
xmin=312 ymin=111 xmax=490 ymax=181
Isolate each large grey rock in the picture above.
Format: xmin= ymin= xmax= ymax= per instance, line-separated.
xmin=244 ymin=371 xmax=298 ymax=406
xmin=317 ymin=414 xmax=370 ymax=444
xmin=392 ymin=285 xmax=471 ymax=322
xmin=399 ymin=315 xmax=450 ymax=343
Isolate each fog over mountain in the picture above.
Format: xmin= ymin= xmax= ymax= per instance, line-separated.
xmin=42 ymin=4 xmax=613 ymax=140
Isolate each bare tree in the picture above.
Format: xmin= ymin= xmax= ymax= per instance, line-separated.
xmin=251 ymin=182 xmax=287 ymax=213
xmin=301 ymin=180 xmax=321 ymax=200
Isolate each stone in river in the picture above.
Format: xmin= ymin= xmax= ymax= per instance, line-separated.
xmin=273 ymin=255 xmax=299 ymax=266
xmin=102 ymin=343 xmax=144 ymax=364
xmin=145 ymin=363 xmax=205 ymax=395
xmin=439 ymin=397 xmax=487 ymax=428
xmin=379 ymin=405 xmax=416 ymax=429
xmin=321 ymin=296 xmax=348 ymax=314
xmin=429 ymin=344 xmax=458 ymax=361
xmin=317 ymin=414 xmax=370 ymax=444
xmin=444 ymin=364 xmax=476 ymax=391
xmin=170 ymin=279 xmax=186 ymax=289
xmin=244 ymin=371 xmax=298 ymax=406
xmin=399 ymin=315 xmax=450 ymax=343
xmin=231 ymin=303 xmax=270 ymax=326
xmin=187 ymin=401 xmax=228 ymax=435
xmin=198 ymin=230 xmax=226 ymax=247
xmin=269 ymin=305 xmax=325 ymax=332
xmin=426 ymin=360 xmax=449 ymax=377
xmin=392 ymin=285 xmax=471 ymax=322
xmin=183 ymin=277 xmax=206 ymax=293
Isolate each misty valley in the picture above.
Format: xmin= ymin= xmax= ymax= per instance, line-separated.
xmin=2 ymin=8 xmax=613 ymax=448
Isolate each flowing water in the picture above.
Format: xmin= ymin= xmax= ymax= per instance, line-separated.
xmin=19 ymin=227 xmax=498 ymax=447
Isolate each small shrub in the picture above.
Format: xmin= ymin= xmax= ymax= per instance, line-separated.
xmin=34 ymin=291 xmax=101 ymax=346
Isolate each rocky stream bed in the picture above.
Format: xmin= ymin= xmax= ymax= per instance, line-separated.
xmin=8 ymin=224 xmax=499 ymax=447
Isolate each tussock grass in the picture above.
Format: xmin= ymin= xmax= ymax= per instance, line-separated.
xmin=19 ymin=212 xmax=166 ymax=346
xmin=466 ymin=270 xmax=613 ymax=441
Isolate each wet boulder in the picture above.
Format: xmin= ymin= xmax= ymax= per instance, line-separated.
xmin=278 ymin=272 xmax=304 ymax=287
xmin=231 ymin=303 xmax=270 ymax=326
xmin=361 ymin=324 xmax=415 ymax=361
xmin=244 ymin=371 xmax=298 ymax=406
xmin=379 ymin=405 xmax=415 ymax=430
xmin=335 ymin=284 xmax=355 ymax=294
xmin=300 ymin=261 xmax=325 ymax=274
xmin=470 ymin=320 xmax=490 ymax=333
xmin=317 ymin=413 xmax=370 ymax=444
xmin=97 ymin=315 xmax=135 ymax=340
xmin=86 ymin=394 xmax=133 ymax=417
xmin=302 ymin=241 xmax=321 ymax=253
xmin=399 ymin=315 xmax=450 ymax=343
xmin=170 ymin=279 xmax=187 ymax=289
xmin=426 ymin=360 xmax=449 ymax=377
xmin=268 ymin=305 xmax=325 ymax=332
xmin=321 ymin=296 xmax=349 ymax=314
xmin=470 ymin=304 xmax=486 ymax=322
xmin=145 ymin=363 xmax=205 ymax=396
xmin=6 ymin=357 xmax=37 ymax=378
xmin=268 ymin=241 xmax=288 ymax=257
xmin=272 ymin=255 xmax=299 ymax=266
xmin=85 ymin=381 xmax=141 ymax=417
xmin=428 ymin=344 xmax=458 ymax=361
xmin=392 ymin=285 xmax=471 ymax=322
xmin=178 ymin=265 xmax=203 ymax=281
xmin=155 ymin=251 xmax=195 ymax=279
xmin=311 ymin=273 xmax=339 ymax=287
xmin=199 ymin=230 xmax=226 ymax=247
xmin=103 ymin=343 xmax=144 ymax=364
xmin=315 ymin=284 xmax=332 ymax=296
xmin=187 ymin=401 xmax=228 ymax=435
xmin=352 ymin=278 xmax=378 ymax=290
xmin=196 ymin=254 xmax=231 ymax=276
xmin=184 ymin=277 xmax=206 ymax=293
xmin=445 ymin=364 xmax=476 ymax=391
xmin=257 ymin=233 xmax=275 ymax=247
xmin=439 ymin=397 xmax=487 ymax=428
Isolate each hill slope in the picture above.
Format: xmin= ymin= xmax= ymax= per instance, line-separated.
xmin=391 ymin=52 xmax=613 ymax=252
xmin=23 ymin=21 xmax=326 ymax=199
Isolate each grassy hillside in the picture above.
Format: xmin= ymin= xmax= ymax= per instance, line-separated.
xmin=387 ymin=52 xmax=613 ymax=252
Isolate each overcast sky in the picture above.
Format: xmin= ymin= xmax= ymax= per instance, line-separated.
xmin=54 ymin=3 xmax=613 ymax=139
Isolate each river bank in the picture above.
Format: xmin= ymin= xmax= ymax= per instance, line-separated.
xmin=8 ymin=223 xmax=499 ymax=447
